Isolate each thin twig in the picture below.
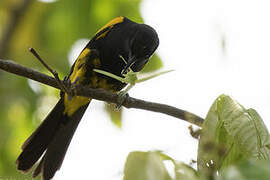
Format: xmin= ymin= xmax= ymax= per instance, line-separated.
xmin=0 ymin=59 xmax=204 ymax=127
xmin=29 ymin=47 xmax=69 ymax=94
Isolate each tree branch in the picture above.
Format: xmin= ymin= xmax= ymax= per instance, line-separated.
xmin=0 ymin=59 xmax=204 ymax=127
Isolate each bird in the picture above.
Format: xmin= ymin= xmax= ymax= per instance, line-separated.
xmin=16 ymin=16 xmax=159 ymax=180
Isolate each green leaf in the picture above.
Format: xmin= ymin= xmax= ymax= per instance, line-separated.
xmin=175 ymin=163 xmax=198 ymax=180
xmin=105 ymin=103 xmax=122 ymax=128
xmin=219 ymin=160 xmax=270 ymax=180
xmin=156 ymin=151 xmax=199 ymax=180
xmin=141 ymin=53 xmax=163 ymax=73
xmin=246 ymin=109 xmax=270 ymax=159
xmin=157 ymin=151 xmax=199 ymax=180
xmin=198 ymin=96 xmax=227 ymax=174
xmin=198 ymin=94 xmax=270 ymax=175
xmin=123 ymin=151 xmax=172 ymax=180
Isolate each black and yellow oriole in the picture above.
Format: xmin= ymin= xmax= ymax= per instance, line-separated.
xmin=16 ymin=16 xmax=159 ymax=179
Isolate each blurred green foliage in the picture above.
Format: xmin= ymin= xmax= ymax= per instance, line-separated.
xmin=0 ymin=0 xmax=163 ymax=178
xmin=123 ymin=95 xmax=270 ymax=180
xmin=124 ymin=151 xmax=172 ymax=180
xmin=2 ymin=1 xmax=270 ymax=179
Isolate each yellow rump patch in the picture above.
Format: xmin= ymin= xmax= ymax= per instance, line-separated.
xmin=96 ymin=16 xmax=124 ymax=34
xmin=64 ymin=94 xmax=91 ymax=116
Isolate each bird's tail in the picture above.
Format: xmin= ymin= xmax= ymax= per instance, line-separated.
xmin=16 ymin=97 xmax=89 ymax=180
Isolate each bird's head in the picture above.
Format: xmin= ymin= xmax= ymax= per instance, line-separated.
xmin=122 ymin=23 xmax=159 ymax=73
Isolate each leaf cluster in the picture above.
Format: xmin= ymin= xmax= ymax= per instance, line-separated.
xmin=123 ymin=95 xmax=270 ymax=180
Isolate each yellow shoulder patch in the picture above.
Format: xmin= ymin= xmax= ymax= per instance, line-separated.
xmin=64 ymin=47 xmax=103 ymax=116
xmin=96 ymin=16 xmax=124 ymax=34
xmin=95 ymin=30 xmax=109 ymax=40
xmin=77 ymin=48 xmax=91 ymax=60
xmin=69 ymin=48 xmax=91 ymax=84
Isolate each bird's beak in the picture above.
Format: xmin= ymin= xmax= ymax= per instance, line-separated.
xmin=122 ymin=55 xmax=136 ymax=74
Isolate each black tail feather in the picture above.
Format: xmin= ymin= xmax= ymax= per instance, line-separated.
xmin=16 ymin=98 xmax=89 ymax=180
xmin=40 ymin=103 xmax=88 ymax=179
xmin=16 ymin=99 xmax=65 ymax=172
